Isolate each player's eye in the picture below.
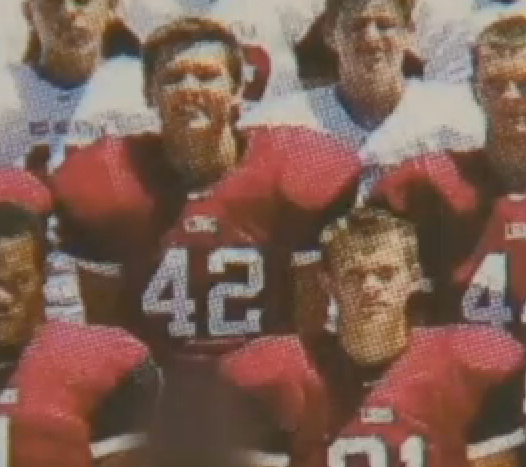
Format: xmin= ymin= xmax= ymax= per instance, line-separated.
xmin=162 ymin=72 xmax=185 ymax=87
xmin=377 ymin=266 xmax=395 ymax=282
xmin=197 ymin=69 xmax=221 ymax=82
xmin=484 ymin=77 xmax=506 ymax=94
xmin=14 ymin=274 xmax=32 ymax=289
xmin=343 ymin=268 xmax=364 ymax=282
xmin=374 ymin=18 xmax=397 ymax=32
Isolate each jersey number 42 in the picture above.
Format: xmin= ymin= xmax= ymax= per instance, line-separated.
xmin=142 ymin=247 xmax=264 ymax=338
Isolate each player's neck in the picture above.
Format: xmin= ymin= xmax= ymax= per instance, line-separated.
xmin=39 ymin=44 xmax=103 ymax=87
xmin=166 ymin=125 xmax=240 ymax=191
xmin=337 ymin=77 xmax=404 ymax=129
xmin=486 ymin=129 xmax=526 ymax=192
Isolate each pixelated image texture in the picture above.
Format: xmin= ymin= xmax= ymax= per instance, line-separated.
xmin=1 ymin=1 xmax=526 ymax=467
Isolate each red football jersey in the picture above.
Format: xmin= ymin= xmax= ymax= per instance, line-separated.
xmin=0 ymin=321 xmax=153 ymax=467
xmin=220 ymin=326 xmax=525 ymax=467
xmin=371 ymin=149 xmax=526 ymax=332
xmin=52 ymin=126 xmax=361 ymax=358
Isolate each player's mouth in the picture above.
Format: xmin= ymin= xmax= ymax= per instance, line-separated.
xmin=0 ymin=307 xmax=17 ymax=320
xmin=360 ymin=301 xmax=388 ymax=317
xmin=173 ymin=104 xmax=212 ymax=129
xmin=61 ymin=27 xmax=92 ymax=47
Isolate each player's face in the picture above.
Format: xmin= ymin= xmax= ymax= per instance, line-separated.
xmin=0 ymin=234 xmax=43 ymax=347
xmin=333 ymin=0 xmax=408 ymax=94
xmin=476 ymin=42 xmax=526 ymax=183
xmin=151 ymin=40 xmax=237 ymax=171
xmin=330 ymin=229 xmax=415 ymax=365
xmin=476 ymin=43 xmax=526 ymax=135
xmin=26 ymin=0 xmax=113 ymax=54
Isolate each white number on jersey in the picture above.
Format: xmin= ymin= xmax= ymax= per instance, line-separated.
xmin=462 ymin=253 xmax=514 ymax=325
xmin=328 ymin=435 xmax=425 ymax=467
xmin=142 ymin=247 xmax=264 ymax=337
xmin=0 ymin=415 xmax=9 ymax=467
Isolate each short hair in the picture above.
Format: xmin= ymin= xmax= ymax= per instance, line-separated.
xmin=324 ymin=0 xmax=415 ymax=33
xmin=320 ymin=206 xmax=419 ymax=270
xmin=0 ymin=202 xmax=46 ymax=270
xmin=472 ymin=15 xmax=526 ymax=78
xmin=143 ymin=17 xmax=244 ymax=105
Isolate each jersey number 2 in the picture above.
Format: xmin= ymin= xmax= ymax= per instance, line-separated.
xmin=142 ymin=248 xmax=264 ymax=337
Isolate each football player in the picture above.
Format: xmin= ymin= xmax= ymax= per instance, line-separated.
xmin=370 ymin=2 xmax=526 ymax=337
xmin=0 ymin=199 xmax=159 ymax=467
xmin=0 ymin=0 xmax=151 ymax=172
xmin=239 ymin=0 xmax=485 ymax=169
xmin=219 ymin=206 xmax=526 ymax=467
xmin=49 ymin=17 xmax=362 ymax=362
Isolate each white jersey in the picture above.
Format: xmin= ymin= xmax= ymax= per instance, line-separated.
xmin=239 ymin=79 xmax=485 ymax=166
xmin=209 ymin=0 xmax=324 ymax=100
xmin=0 ymin=55 xmax=159 ymax=171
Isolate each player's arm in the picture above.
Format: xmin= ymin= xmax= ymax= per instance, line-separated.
xmin=466 ymin=370 xmax=525 ymax=467
xmin=90 ymin=356 xmax=161 ymax=461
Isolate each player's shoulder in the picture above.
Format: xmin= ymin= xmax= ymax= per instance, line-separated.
xmin=35 ymin=320 xmax=148 ymax=353
xmin=413 ymin=325 xmax=524 ymax=376
xmin=244 ymin=122 xmax=357 ymax=163
xmin=364 ymin=80 xmax=485 ymax=164
xmin=0 ymin=167 xmax=54 ymax=215
xmin=220 ymin=334 xmax=311 ymax=379
xmin=52 ymin=134 xmax=163 ymax=209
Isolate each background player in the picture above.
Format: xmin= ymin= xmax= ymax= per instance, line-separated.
xmin=0 ymin=199 xmax=159 ymax=467
xmin=371 ymin=2 xmax=526 ymax=336
xmin=0 ymin=0 xmax=145 ymax=171
xmin=219 ymin=206 xmax=526 ymax=467
xmin=239 ymin=0 xmax=485 ymax=169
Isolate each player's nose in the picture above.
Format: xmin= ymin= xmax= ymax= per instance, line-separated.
xmin=364 ymin=21 xmax=381 ymax=43
xmin=362 ymin=273 xmax=382 ymax=297
xmin=502 ymin=80 xmax=522 ymax=100
xmin=179 ymin=74 xmax=203 ymax=90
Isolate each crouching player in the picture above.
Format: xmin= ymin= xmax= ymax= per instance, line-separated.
xmin=0 ymin=200 xmax=159 ymax=467
xmin=217 ymin=207 xmax=526 ymax=467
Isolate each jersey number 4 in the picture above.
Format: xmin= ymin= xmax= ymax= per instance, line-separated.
xmin=142 ymin=248 xmax=264 ymax=337
xmin=462 ymin=252 xmax=523 ymax=325
xmin=329 ymin=436 xmax=425 ymax=467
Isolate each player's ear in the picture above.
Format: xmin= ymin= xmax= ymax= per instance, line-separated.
xmin=322 ymin=14 xmax=337 ymax=52
xmin=318 ymin=268 xmax=336 ymax=298
xmin=409 ymin=262 xmax=424 ymax=293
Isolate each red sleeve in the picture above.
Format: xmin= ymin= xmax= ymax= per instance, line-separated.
xmin=16 ymin=321 xmax=150 ymax=419
xmin=12 ymin=321 xmax=150 ymax=467
xmin=276 ymin=126 xmax=361 ymax=212
xmin=449 ymin=326 xmax=524 ymax=381
xmin=370 ymin=153 xmax=480 ymax=217
xmin=220 ymin=336 xmax=311 ymax=431
xmin=51 ymin=136 xmax=156 ymax=229
xmin=0 ymin=168 xmax=54 ymax=215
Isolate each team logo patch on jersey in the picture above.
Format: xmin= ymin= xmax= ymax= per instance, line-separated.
xmin=505 ymin=222 xmax=526 ymax=240
xmin=360 ymin=407 xmax=395 ymax=424
xmin=183 ymin=216 xmax=218 ymax=233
